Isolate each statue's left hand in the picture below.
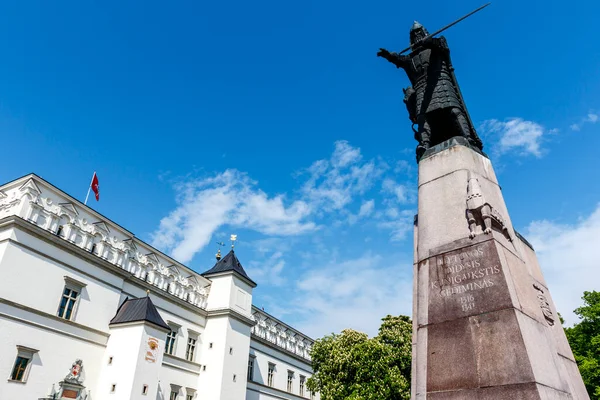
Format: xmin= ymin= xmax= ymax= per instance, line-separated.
xmin=377 ymin=48 xmax=390 ymax=58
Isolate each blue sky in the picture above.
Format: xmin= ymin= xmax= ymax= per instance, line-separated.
xmin=1 ymin=0 xmax=599 ymax=337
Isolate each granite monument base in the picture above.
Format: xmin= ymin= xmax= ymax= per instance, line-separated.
xmin=411 ymin=138 xmax=589 ymax=400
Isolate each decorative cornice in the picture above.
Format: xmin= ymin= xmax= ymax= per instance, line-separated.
xmin=202 ymin=269 xmax=257 ymax=289
xmin=206 ymin=307 xmax=255 ymax=327
xmin=16 ymin=345 xmax=40 ymax=353
xmin=0 ymin=216 xmax=209 ymax=316
xmin=108 ymin=319 xmax=170 ymax=333
xmin=251 ymin=335 xmax=314 ymax=366
xmin=247 ymin=380 xmax=313 ymax=400
xmin=162 ymin=353 xmax=202 ymax=373
xmin=0 ymin=174 xmax=210 ymax=284
xmin=251 ymin=306 xmax=313 ymax=361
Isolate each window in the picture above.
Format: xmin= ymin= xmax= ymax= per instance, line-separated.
xmin=229 ymin=347 xmax=233 ymax=355
xmin=209 ymin=342 xmax=213 ymax=348
xmin=267 ymin=363 xmax=275 ymax=387
xmin=247 ymin=358 xmax=254 ymax=381
xmin=57 ymin=277 xmax=85 ymax=321
xmin=142 ymin=385 xmax=148 ymax=395
xmin=10 ymin=357 xmax=29 ymax=381
xmin=186 ymin=336 xmax=197 ymax=362
xmin=311 ymin=391 xmax=315 ymax=400
xmin=185 ymin=388 xmax=195 ymax=400
xmin=287 ymin=371 xmax=294 ymax=393
xmin=169 ymin=385 xmax=181 ymax=400
xmin=111 ymin=384 xmax=116 ymax=393
xmin=165 ymin=329 xmax=177 ymax=355
xmin=108 ymin=356 xmax=113 ymax=365
xmin=300 ymin=375 xmax=305 ymax=397
xmin=58 ymin=286 xmax=79 ymax=320
xmin=9 ymin=346 xmax=38 ymax=382
xmin=233 ymin=374 xmax=237 ymax=382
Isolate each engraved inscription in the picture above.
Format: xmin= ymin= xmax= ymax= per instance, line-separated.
xmin=431 ymin=244 xmax=502 ymax=301
xmin=427 ymin=241 xmax=512 ymax=324
xmin=460 ymin=295 xmax=475 ymax=311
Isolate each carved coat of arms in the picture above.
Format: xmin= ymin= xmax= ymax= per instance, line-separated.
xmin=145 ymin=337 xmax=159 ymax=363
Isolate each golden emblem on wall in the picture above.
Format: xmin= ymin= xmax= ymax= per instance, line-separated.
xmin=145 ymin=337 xmax=159 ymax=363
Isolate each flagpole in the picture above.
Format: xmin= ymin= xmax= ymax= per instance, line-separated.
xmin=84 ymin=172 xmax=95 ymax=205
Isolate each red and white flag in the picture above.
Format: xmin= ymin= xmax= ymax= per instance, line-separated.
xmin=91 ymin=172 xmax=100 ymax=201
xmin=85 ymin=172 xmax=100 ymax=205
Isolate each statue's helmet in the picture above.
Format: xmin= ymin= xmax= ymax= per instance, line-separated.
xmin=410 ymin=21 xmax=429 ymax=46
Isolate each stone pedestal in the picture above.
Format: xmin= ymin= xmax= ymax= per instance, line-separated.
xmin=411 ymin=138 xmax=589 ymax=400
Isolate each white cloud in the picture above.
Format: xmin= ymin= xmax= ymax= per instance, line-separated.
xmin=347 ymin=199 xmax=376 ymax=225
xmin=480 ymin=118 xmax=547 ymax=157
xmin=570 ymin=112 xmax=598 ymax=131
xmin=377 ymin=209 xmax=415 ymax=242
xmin=291 ymin=252 xmax=413 ymax=337
xmin=382 ymin=179 xmax=415 ymax=204
xmin=301 ymin=140 xmax=385 ymax=212
xmin=153 ymin=140 xmax=415 ymax=263
xmin=330 ymin=140 xmax=362 ymax=168
xmin=245 ymin=251 xmax=287 ymax=287
xmin=151 ymin=170 xmax=316 ymax=263
xmin=524 ymin=204 xmax=600 ymax=325
xmin=394 ymin=160 xmax=413 ymax=175
xmin=358 ymin=199 xmax=375 ymax=217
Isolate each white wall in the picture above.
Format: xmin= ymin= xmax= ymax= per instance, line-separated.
xmin=223 ymin=317 xmax=253 ymax=399
xmin=96 ymin=324 xmax=145 ymax=399
xmin=0 ymin=233 xmax=123 ymax=332
xmin=0 ymin=316 xmax=106 ymax=399
xmin=248 ymin=339 xmax=317 ymax=400
xmin=197 ymin=315 xmax=227 ymax=399
xmin=158 ymin=357 xmax=200 ymax=400
xmin=131 ymin=324 xmax=168 ymax=400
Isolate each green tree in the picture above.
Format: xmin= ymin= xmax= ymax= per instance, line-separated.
xmin=307 ymin=315 xmax=412 ymax=400
xmin=565 ymin=291 xmax=600 ymax=399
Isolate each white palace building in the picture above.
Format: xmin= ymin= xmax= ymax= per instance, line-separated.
xmin=0 ymin=174 xmax=319 ymax=400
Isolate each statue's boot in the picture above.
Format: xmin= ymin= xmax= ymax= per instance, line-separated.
xmin=416 ymin=143 xmax=429 ymax=162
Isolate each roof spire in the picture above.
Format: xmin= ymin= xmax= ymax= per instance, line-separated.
xmin=201 ymin=244 xmax=257 ymax=287
xmin=216 ymin=241 xmax=225 ymax=261
xmin=230 ymin=234 xmax=237 ymax=250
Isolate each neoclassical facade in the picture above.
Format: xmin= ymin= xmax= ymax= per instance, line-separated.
xmin=0 ymin=174 xmax=318 ymax=400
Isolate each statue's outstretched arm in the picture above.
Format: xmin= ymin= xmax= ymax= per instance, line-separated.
xmin=377 ymin=48 xmax=409 ymax=69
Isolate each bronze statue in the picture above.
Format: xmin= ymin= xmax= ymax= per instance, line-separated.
xmin=378 ymin=5 xmax=489 ymax=162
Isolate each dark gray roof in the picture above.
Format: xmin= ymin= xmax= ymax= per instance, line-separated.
xmin=109 ymin=296 xmax=170 ymax=330
xmin=201 ymin=250 xmax=256 ymax=287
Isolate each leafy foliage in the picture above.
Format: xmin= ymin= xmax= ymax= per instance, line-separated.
xmin=307 ymin=315 xmax=411 ymax=400
xmin=565 ymin=291 xmax=600 ymax=399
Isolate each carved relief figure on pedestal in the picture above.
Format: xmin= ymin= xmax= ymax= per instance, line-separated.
xmin=533 ymin=283 xmax=555 ymax=326
xmin=466 ymin=172 xmax=511 ymax=241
